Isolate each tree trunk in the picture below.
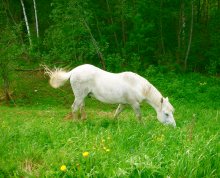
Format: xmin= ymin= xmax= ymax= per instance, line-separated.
xmin=3 ymin=73 xmax=10 ymax=103
xmin=20 ymin=0 xmax=32 ymax=47
xmin=82 ymin=18 xmax=106 ymax=70
xmin=176 ymin=0 xmax=185 ymax=64
xmin=0 ymin=63 xmax=14 ymax=105
xmin=197 ymin=0 xmax=201 ymax=22
xmin=95 ymin=15 xmax=102 ymax=41
xmin=33 ymin=0 xmax=39 ymax=38
xmin=202 ymin=0 xmax=208 ymax=24
xmin=181 ymin=2 xmax=186 ymax=49
xmin=105 ymin=0 xmax=119 ymax=49
xmin=184 ymin=1 xmax=194 ymax=71
xmin=120 ymin=0 xmax=126 ymax=49
xmin=159 ymin=0 xmax=165 ymax=55
xmin=121 ymin=15 xmax=126 ymax=49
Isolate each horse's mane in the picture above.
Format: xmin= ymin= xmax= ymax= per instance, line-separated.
xmin=166 ymin=101 xmax=175 ymax=112
xmin=145 ymin=83 xmax=174 ymax=112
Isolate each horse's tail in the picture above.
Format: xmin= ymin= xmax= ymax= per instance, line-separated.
xmin=43 ymin=65 xmax=72 ymax=88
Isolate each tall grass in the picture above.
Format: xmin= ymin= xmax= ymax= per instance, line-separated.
xmin=0 ymin=71 xmax=219 ymax=177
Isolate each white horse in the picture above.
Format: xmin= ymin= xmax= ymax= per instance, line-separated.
xmin=44 ymin=64 xmax=176 ymax=127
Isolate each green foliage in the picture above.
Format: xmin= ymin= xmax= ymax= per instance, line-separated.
xmin=43 ymin=0 xmax=98 ymax=65
xmin=0 ymin=25 xmax=23 ymax=98
xmin=1 ymin=0 xmax=220 ymax=73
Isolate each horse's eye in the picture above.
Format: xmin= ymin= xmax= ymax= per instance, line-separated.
xmin=165 ymin=113 xmax=169 ymax=117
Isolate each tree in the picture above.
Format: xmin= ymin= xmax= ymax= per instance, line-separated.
xmin=20 ymin=0 xmax=32 ymax=47
xmin=184 ymin=0 xmax=194 ymax=71
xmin=33 ymin=0 xmax=39 ymax=38
xmin=1 ymin=0 xmax=219 ymax=74
xmin=0 ymin=26 xmax=22 ymax=104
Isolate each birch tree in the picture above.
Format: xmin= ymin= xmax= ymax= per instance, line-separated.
xmin=33 ymin=0 xmax=39 ymax=38
xmin=20 ymin=0 xmax=32 ymax=47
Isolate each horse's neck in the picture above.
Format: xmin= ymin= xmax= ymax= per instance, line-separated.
xmin=145 ymin=85 xmax=162 ymax=112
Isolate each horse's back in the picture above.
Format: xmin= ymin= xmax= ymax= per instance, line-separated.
xmin=71 ymin=64 xmax=101 ymax=74
xmin=69 ymin=64 xmax=149 ymax=104
xmin=70 ymin=64 xmax=101 ymax=82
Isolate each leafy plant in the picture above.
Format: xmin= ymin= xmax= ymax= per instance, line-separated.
xmin=0 ymin=25 xmax=23 ymax=103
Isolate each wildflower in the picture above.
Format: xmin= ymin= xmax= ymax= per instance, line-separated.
xmin=156 ymin=134 xmax=164 ymax=142
xmin=186 ymin=149 xmax=190 ymax=154
xmin=101 ymin=139 xmax=105 ymax=143
xmin=106 ymin=149 xmax=110 ymax=152
xmin=199 ymin=82 xmax=207 ymax=86
xmin=60 ymin=165 xmax=67 ymax=172
xmin=76 ymin=163 xmax=80 ymax=170
xmin=82 ymin=151 xmax=89 ymax=158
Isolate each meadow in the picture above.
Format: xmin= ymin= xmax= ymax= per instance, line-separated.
xmin=0 ymin=70 xmax=219 ymax=177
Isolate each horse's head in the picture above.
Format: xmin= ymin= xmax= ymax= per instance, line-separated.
xmin=157 ymin=97 xmax=176 ymax=127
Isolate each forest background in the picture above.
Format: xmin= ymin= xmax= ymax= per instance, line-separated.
xmin=1 ymin=0 xmax=220 ymax=75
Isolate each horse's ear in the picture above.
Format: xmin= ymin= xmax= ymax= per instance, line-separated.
xmin=166 ymin=97 xmax=169 ymax=101
xmin=161 ymin=97 xmax=163 ymax=103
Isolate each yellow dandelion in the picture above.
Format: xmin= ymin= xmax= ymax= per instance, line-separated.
xmin=82 ymin=151 xmax=89 ymax=158
xmin=60 ymin=165 xmax=67 ymax=172
xmin=156 ymin=134 xmax=165 ymax=142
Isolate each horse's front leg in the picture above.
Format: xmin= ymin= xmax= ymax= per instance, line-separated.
xmin=114 ymin=104 xmax=125 ymax=119
xmin=131 ymin=102 xmax=142 ymax=122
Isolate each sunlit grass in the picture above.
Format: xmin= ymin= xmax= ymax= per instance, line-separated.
xmin=0 ymin=72 xmax=219 ymax=177
xmin=0 ymin=100 xmax=219 ymax=177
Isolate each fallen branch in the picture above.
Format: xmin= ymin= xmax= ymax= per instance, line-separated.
xmin=14 ymin=68 xmax=44 ymax=72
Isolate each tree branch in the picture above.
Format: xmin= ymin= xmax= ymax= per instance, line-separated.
xmin=184 ymin=1 xmax=194 ymax=71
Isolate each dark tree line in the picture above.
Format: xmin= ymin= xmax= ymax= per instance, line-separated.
xmin=0 ymin=0 xmax=220 ymax=74
xmin=44 ymin=0 xmax=220 ymax=74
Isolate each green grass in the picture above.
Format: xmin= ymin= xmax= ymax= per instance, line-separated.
xmin=0 ymin=71 xmax=219 ymax=177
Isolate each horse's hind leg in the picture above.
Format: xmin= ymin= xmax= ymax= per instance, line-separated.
xmin=131 ymin=102 xmax=142 ymax=122
xmin=80 ymin=102 xmax=87 ymax=120
xmin=114 ymin=104 xmax=125 ymax=119
xmin=71 ymin=97 xmax=85 ymax=120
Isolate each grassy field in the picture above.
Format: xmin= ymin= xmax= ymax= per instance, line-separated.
xmin=0 ymin=71 xmax=219 ymax=177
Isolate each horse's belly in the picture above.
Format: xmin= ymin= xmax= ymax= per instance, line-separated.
xmin=92 ymin=90 xmax=126 ymax=104
xmin=92 ymin=85 xmax=141 ymax=104
xmin=90 ymin=74 xmax=144 ymax=104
